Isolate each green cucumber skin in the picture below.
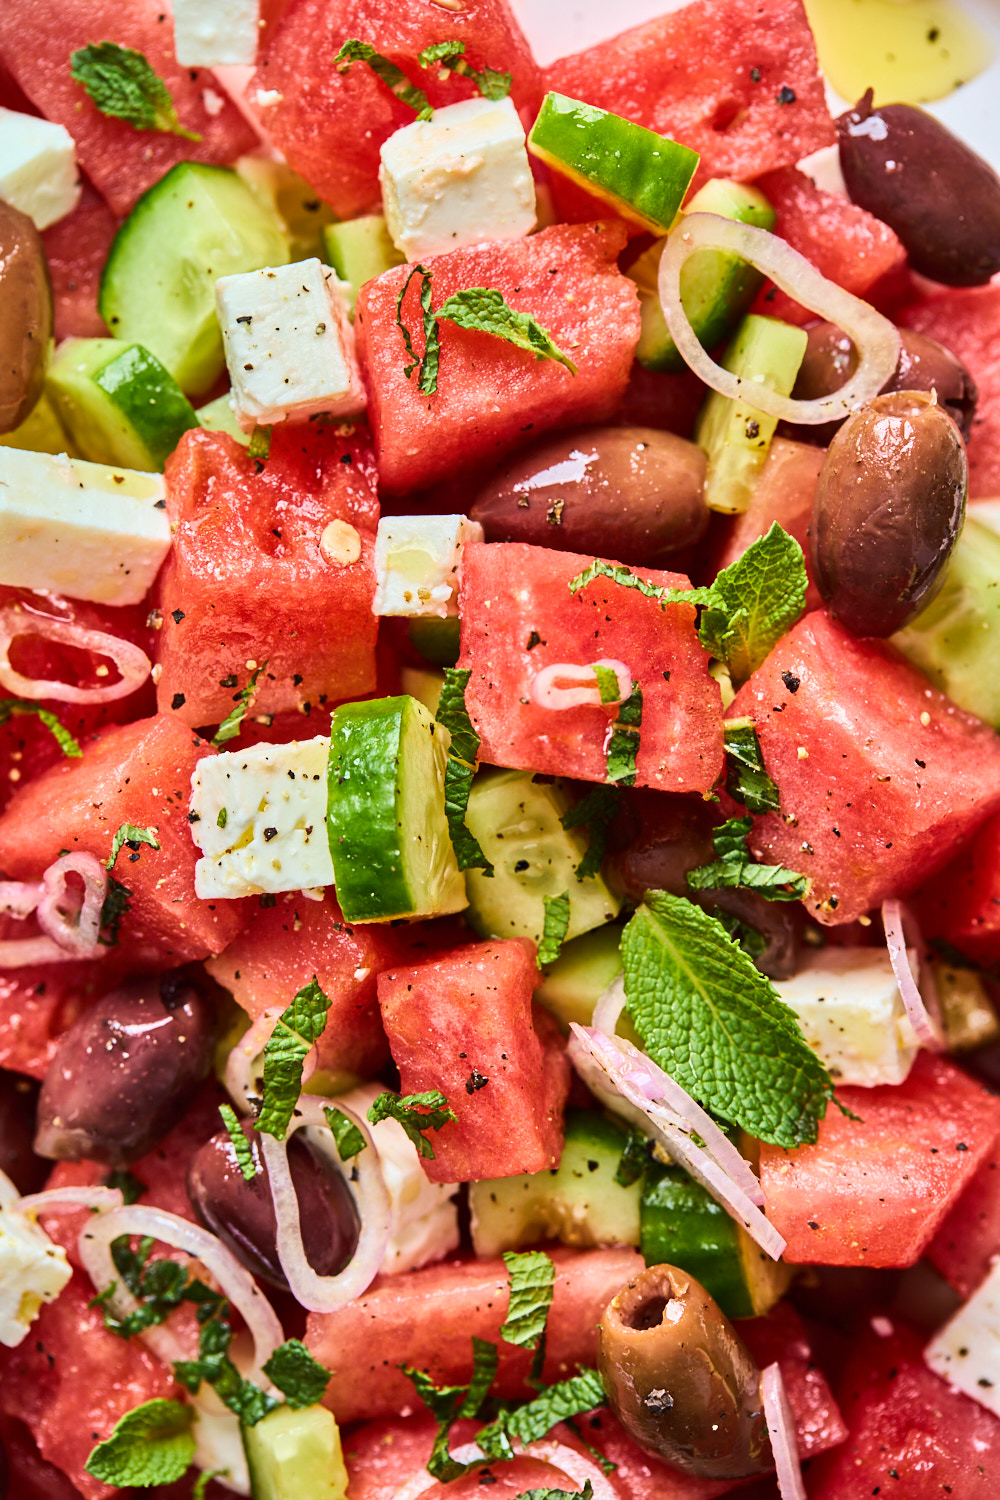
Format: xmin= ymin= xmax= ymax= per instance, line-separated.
xmin=640 ymin=1162 xmax=754 ymax=1320
xmin=48 ymin=338 xmax=198 ymax=471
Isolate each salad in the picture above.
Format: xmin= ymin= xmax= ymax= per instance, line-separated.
xmin=2 ymin=0 xmax=1000 ymax=1495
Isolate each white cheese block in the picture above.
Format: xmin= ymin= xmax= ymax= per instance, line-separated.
xmin=379 ymin=95 xmax=536 ymax=262
xmin=0 ymin=108 xmax=80 ymax=230
xmin=216 ymin=258 xmax=366 ymax=431
xmin=773 ymin=947 xmax=918 ymax=1087
xmin=926 ymin=1259 xmax=1000 ymax=1417
xmin=373 ymin=514 xmax=484 ymax=618
xmin=0 ymin=1208 xmax=72 ymax=1347
xmin=172 ymin=0 xmax=260 ymax=67
xmin=190 ymin=737 xmax=334 ymax=899
xmin=0 ymin=447 xmax=171 ymax=606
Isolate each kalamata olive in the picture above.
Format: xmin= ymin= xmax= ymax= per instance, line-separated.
xmin=610 ymin=792 xmax=718 ymax=902
xmin=34 ymin=974 xmax=215 ymax=1165
xmin=598 ymin=1263 xmax=770 ymax=1479
xmin=0 ymin=198 xmax=53 ymax=432
xmin=811 ymin=390 xmax=967 ymax=637
xmin=470 ymin=426 xmax=708 ymax=566
xmin=837 ymin=92 xmax=1000 ymax=286
xmin=187 ymin=1119 xmax=360 ymax=1291
xmin=0 ymin=1070 xmax=48 ymax=1194
xmin=700 ymin=888 xmax=800 ymax=981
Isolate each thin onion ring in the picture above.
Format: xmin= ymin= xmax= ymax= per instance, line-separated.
xmin=882 ymin=898 xmax=945 ymax=1052
xmin=35 ymin=852 xmax=107 ymax=957
xmin=21 ymin=1185 xmax=123 ymax=1218
xmin=0 ymin=935 xmax=79 ymax=967
xmin=760 ymin=1361 xmax=805 ymax=1500
xmin=0 ymin=880 xmax=44 ymax=919
xmin=0 ymin=607 xmax=152 ymax=705
xmin=530 ymin=659 xmax=632 ymax=711
xmin=658 ymin=213 xmax=901 ymax=424
xmin=223 ymin=1007 xmax=319 ymax=1115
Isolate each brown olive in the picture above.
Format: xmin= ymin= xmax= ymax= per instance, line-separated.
xmin=470 ymin=426 xmax=708 ymax=566
xmin=0 ymin=198 xmax=53 ymax=432
xmin=837 ymin=92 xmax=1000 ymax=286
xmin=34 ymin=974 xmax=215 ymax=1165
xmin=700 ymin=888 xmax=800 ymax=981
xmin=598 ymin=1263 xmax=770 ymax=1479
xmin=811 ymin=389 xmax=967 ymax=637
xmin=0 ymin=1070 xmax=48 ymax=1194
xmin=187 ymin=1119 xmax=360 ymax=1292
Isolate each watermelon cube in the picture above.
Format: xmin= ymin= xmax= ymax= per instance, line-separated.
xmin=458 ymin=542 xmax=724 ymax=793
xmin=729 ymin=610 xmax=1000 ymax=923
xmin=911 ymin=808 xmax=1000 ymax=966
xmin=40 ymin=178 xmax=116 ymax=342
xmin=759 ymin=1053 xmax=1000 ymax=1267
xmin=0 ymin=960 xmax=114 ymax=1080
xmin=376 ymin=938 xmax=569 ymax=1184
xmin=355 ymin=223 xmax=640 ymax=496
xmin=156 ymin=425 xmax=380 ymax=728
xmin=927 ymin=1140 xmax=1000 ymax=1298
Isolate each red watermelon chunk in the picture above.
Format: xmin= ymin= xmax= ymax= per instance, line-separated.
xmin=709 ymin=437 xmax=823 ymax=613
xmin=40 ymin=178 xmax=116 ymax=342
xmin=911 ymin=808 xmax=1000 ymax=966
xmin=0 ymin=959 xmax=115 ymax=1079
xmin=927 ymin=1143 xmax=1000 ymax=1298
xmin=759 ymin=1053 xmax=1000 ymax=1267
xmin=355 ymin=223 xmax=640 ymax=496
xmin=249 ymin=0 xmax=542 ymax=219
xmin=0 ymin=713 xmax=247 ymax=966
xmin=305 ymin=1245 xmax=643 ymax=1423
xmin=544 ymin=0 xmax=834 ymax=194
xmin=457 ymin=542 xmax=723 ymax=794
xmin=0 ymin=0 xmax=258 ymax=217
xmin=728 ymin=610 xmax=1000 ymax=924
xmin=376 ymin=938 xmax=569 ymax=1184
xmin=157 ymin=425 xmax=380 ymax=728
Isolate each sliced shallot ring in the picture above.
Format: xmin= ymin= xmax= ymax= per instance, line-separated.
xmin=592 ymin=971 xmax=626 ymax=1034
xmin=760 ymin=1362 xmax=805 ymax=1500
xmin=0 ymin=607 xmax=152 ymax=705
xmin=882 ymin=898 xmax=945 ymax=1052
xmin=658 ymin=213 xmax=901 ymax=424
xmin=259 ymin=1094 xmax=391 ymax=1313
xmin=531 ymin=659 xmax=631 ymax=711
xmin=36 ymin=852 xmax=107 ymax=957
xmin=0 ymin=935 xmax=79 ymax=967
xmin=20 ymin=1185 xmax=123 ymax=1218
xmin=0 ymin=880 xmax=44 ymax=919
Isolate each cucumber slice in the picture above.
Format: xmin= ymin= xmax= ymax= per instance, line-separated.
xmin=536 ymin=924 xmax=623 ymax=1027
xmin=99 ymin=163 xmax=289 ymax=396
xmin=528 ymin=91 xmax=699 ymax=233
xmin=398 ymin=665 xmax=445 ymax=717
xmin=629 ymin=180 xmax=775 ymax=373
xmin=323 ymin=215 xmax=404 ymax=316
xmin=242 ymin=1404 xmax=348 ymax=1500
xmin=46 ymin=338 xmax=199 ymax=471
xmin=463 ymin=769 xmax=620 ymax=945
xmin=469 ymin=1107 xmax=642 ymax=1256
xmin=326 ymin=695 xmax=467 ymax=923
xmin=695 ymin=313 xmax=808 ymax=514
xmin=197 ymin=393 xmax=250 ymax=445
xmin=0 ymin=391 xmax=76 ymax=456
xmin=236 ymin=154 xmax=338 ymax=261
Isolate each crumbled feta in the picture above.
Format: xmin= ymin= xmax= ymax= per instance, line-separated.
xmin=773 ymin=947 xmax=918 ymax=1087
xmin=172 ymin=0 xmax=260 ymax=67
xmin=373 ymin=514 xmax=484 ymax=618
xmin=0 ymin=108 xmax=80 ymax=229
xmin=190 ymin=737 xmax=334 ymax=899
xmin=0 ymin=447 xmax=171 ymax=606
xmin=0 ymin=1207 xmax=72 ymax=1347
xmin=333 ymin=1084 xmax=459 ymax=1274
xmin=379 ymin=96 xmax=536 ymax=262
xmin=216 ymin=258 xmax=366 ymax=431
xmin=926 ymin=1259 xmax=1000 ymax=1417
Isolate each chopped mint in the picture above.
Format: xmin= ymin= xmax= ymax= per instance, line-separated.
xmin=724 ymin=718 xmax=780 ymax=814
xmin=537 ymin=890 xmax=570 ymax=968
xmin=102 ymin=1168 xmax=144 ymax=1205
xmin=613 ymin=1125 xmax=650 ymax=1187
xmin=688 ymin=816 xmax=807 ymax=902
xmin=0 ymin=698 xmax=81 ymax=757
xmin=417 ymin=39 xmax=512 ymax=100
xmin=592 ymin=663 xmax=622 ymax=705
xmin=335 ymin=40 xmax=432 ymax=119
xmin=499 ymin=1249 xmax=555 ymax=1351
xmin=247 ymin=424 xmax=272 ymax=462
xmin=323 ymin=1104 xmax=365 ymax=1161
xmin=217 ymin=807 xmax=228 ymax=829
xmin=436 ymin=288 xmax=577 ymax=376
xmin=436 ymin=666 xmax=480 ymax=763
xmin=261 ymin=1338 xmax=331 ymax=1409
xmin=561 ymin=784 xmax=621 ymax=882
xmin=403 ymin=1339 xmax=497 ymax=1482
xmin=193 ymin=1471 xmax=227 ymax=1499
xmin=368 ymin=1089 xmax=457 ymax=1160
xmin=436 ymin=667 xmax=493 ymax=875
xmin=212 ymin=661 xmax=268 ymax=748
xmin=173 ymin=1294 xmax=277 ymax=1426
xmin=98 ymin=876 xmax=131 ymax=946
xmin=518 ymin=1486 xmax=594 ymax=1500
xmin=256 ymin=976 xmax=332 ymax=1140
xmin=218 ymin=1104 xmax=257 ymax=1182
xmin=504 ymin=1369 xmax=607 ymax=1442
xmin=70 ymin=43 xmax=201 ymax=140
xmin=396 ymin=264 xmax=441 ymax=394
xmin=84 ymin=1398 xmax=195 ymax=1487
xmin=92 ymin=1234 xmax=192 ymax=1339
xmin=106 ymin=822 xmax=160 ymax=871
xmin=606 ymin=683 xmax=642 ymax=786
xmin=621 ymin=892 xmax=833 ymax=1147
xmin=714 ymin=907 xmax=768 ymax=961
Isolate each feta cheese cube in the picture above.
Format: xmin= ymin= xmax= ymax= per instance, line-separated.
xmin=380 ymin=96 xmax=536 ymax=262
xmin=926 ymin=1259 xmax=1000 ymax=1416
xmin=190 ymin=737 xmax=334 ymax=899
xmin=216 ymin=258 xmax=365 ymax=432
xmin=0 ymin=447 xmax=171 ymax=606
xmin=333 ymin=1084 xmax=459 ymax=1274
xmin=172 ymin=0 xmax=260 ymax=67
xmin=773 ymin=947 xmax=918 ymax=1087
xmin=373 ymin=514 xmax=484 ymax=618
xmin=0 ymin=108 xmax=80 ymax=229
xmin=0 ymin=1207 xmax=72 ymax=1347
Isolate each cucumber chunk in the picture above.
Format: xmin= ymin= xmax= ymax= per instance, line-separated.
xmin=0 ymin=392 xmax=76 ymax=456
xmin=469 ymin=1107 xmax=643 ymax=1256
xmin=326 ymin=695 xmax=467 ymax=923
xmin=47 ymin=338 xmax=199 ymax=471
xmin=536 ymin=924 xmax=624 ymax=1030
xmin=323 ymin=215 xmax=404 ymax=315
xmin=528 ymin=92 xmax=699 ymax=233
xmin=242 ymin=1404 xmax=348 ymax=1500
xmin=629 ymin=179 xmax=775 ymax=373
xmin=695 ymin=313 xmax=808 ymax=514
xmin=99 ymin=163 xmax=289 ymax=396
xmin=463 ymin=769 xmax=620 ymax=945
xmin=197 ymin=393 xmax=250 ymax=445
xmin=237 ymin=155 xmax=338 ymax=261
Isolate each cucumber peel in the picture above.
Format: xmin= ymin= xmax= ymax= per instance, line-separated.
xmin=47 ymin=337 xmax=199 ymax=471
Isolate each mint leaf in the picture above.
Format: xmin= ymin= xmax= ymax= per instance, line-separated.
xmin=569 ymin=558 xmax=714 ymax=609
xmin=436 ymin=667 xmax=493 ymax=876
xmin=505 ymin=1369 xmax=606 ymax=1442
xmin=417 ymin=39 xmax=512 ymax=100
xmin=436 ymin=666 xmax=480 ymax=764
xmin=98 ymin=875 xmax=130 ymax=946
xmin=396 ymin=263 xmax=441 ymax=393
xmin=622 ymin=892 xmax=833 ymax=1147
xmin=613 ymin=1125 xmax=650 ymax=1187
xmin=402 ymin=1365 xmax=475 ymax=1482
xmin=591 ymin=663 xmax=621 ymax=706
xmin=93 ymin=1234 xmax=193 ymax=1339
xmin=218 ymin=1104 xmax=256 ymax=1182
xmin=687 ymin=816 xmax=807 ymax=902
xmin=256 ymin=977 xmax=332 ymax=1141
xmin=436 ymin=288 xmax=577 ymax=376
xmin=537 ymin=891 xmax=570 ymax=968
xmin=464 ymin=1335 xmax=499 ymax=1416
xmin=194 ymin=1472 xmax=227 ymax=1499
xmin=699 ymin=524 xmax=807 ymax=684
xmin=70 ymin=43 xmax=200 ymax=140
xmin=323 ymin=1105 xmax=365 ymax=1160
xmin=335 ymin=40 xmax=432 ymax=119
xmin=561 ymin=784 xmax=621 ymax=882
xmin=84 ymin=1398 xmax=195 ymax=1487
xmin=606 ymin=683 xmax=642 ymax=786
xmin=247 ymin=424 xmax=272 ymax=462
xmin=499 ymin=1250 xmax=555 ymax=1351
xmin=724 ymin=718 xmax=780 ymax=815
xmin=102 ymin=1168 xmax=144 ymax=1205
xmin=106 ymin=822 xmax=159 ymax=871
xmin=517 ymin=1486 xmax=594 ymax=1500
xmin=261 ymin=1338 xmax=330 ymax=1408
xmin=212 ymin=660 xmax=268 ymax=748
xmin=368 ymin=1089 xmax=457 ymax=1160
xmin=173 ymin=1299 xmax=277 ymax=1427
xmin=0 ymin=699 xmax=81 ymax=757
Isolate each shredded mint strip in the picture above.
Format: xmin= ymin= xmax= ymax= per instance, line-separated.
xmin=606 ymin=683 xmax=642 ymax=786
xmin=85 ymin=1399 xmax=195 ymax=1487
xmin=561 ymin=784 xmax=621 ymax=882
xmin=261 ymin=1338 xmax=330 ymax=1408
xmin=417 ymin=39 xmax=511 ymax=99
xmin=436 ymin=667 xmax=493 ymax=875
xmin=212 ymin=661 xmax=268 ymax=748
xmin=335 ymin=39 xmax=432 ymax=118
xmin=368 ymin=1089 xmax=457 ymax=1160
xmin=0 ymin=698 xmax=81 ymax=757
xmin=537 ymin=891 xmax=570 ymax=968
xmin=518 ymin=1486 xmax=594 ymax=1500
xmin=323 ymin=1105 xmax=365 ymax=1161
xmin=504 ymin=1369 xmax=607 ymax=1443
xmin=396 ymin=264 xmax=441 ymax=394
xmin=403 ymin=1338 xmax=497 ymax=1482
xmin=106 ymin=822 xmax=160 ymax=871
xmin=103 ymin=1168 xmax=144 ymax=1205
xmin=591 ymin=663 xmax=621 ymax=706
xmin=247 ymin=424 xmax=272 ymax=462
xmin=256 ymin=977 xmax=332 ymax=1140
xmin=437 ymin=288 xmax=577 ymax=376
xmin=173 ymin=1296 xmax=277 ymax=1426
xmin=724 ymin=718 xmax=780 ymax=814
xmin=687 ymin=816 xmax=807 ymax=902
xmin=614 ymin=1125 xmax=650 ymax=1187
xmin=70 ymin=42 xmax=201 ymax=139
xmin=499 ymin=1250 xmax=555 ymax=1350
xmin=218 ymin=1104 xmax=256 ymax=1182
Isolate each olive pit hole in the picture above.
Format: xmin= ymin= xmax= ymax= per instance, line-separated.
xmin=627 ymin=1295 xmax=671 ymax=1331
